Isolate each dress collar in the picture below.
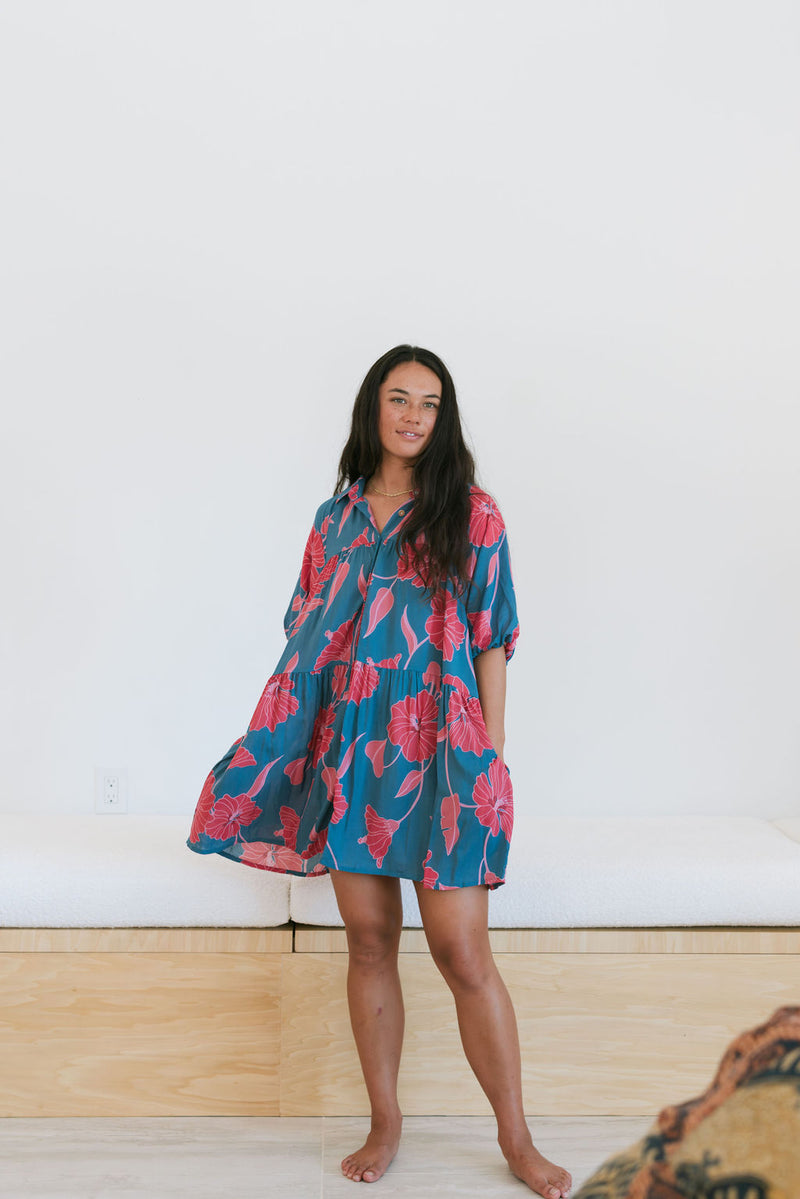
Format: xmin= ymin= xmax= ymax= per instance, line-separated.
xmin=333 ymin=475 xmax=367 ymax=505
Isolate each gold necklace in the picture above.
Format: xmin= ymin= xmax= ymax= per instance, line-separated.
xmin=367 ymin=478 xmax=416 ymax=497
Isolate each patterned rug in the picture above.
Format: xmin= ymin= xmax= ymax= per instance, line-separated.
xmin=574 ymin=1005 xmax=800 ymax=1199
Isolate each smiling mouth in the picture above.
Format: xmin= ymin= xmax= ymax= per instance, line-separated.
xmin=398 ymin=431 xmax=422 ymax=438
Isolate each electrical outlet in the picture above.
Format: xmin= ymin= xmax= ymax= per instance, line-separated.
xmin=94 ymin=767 xmax=129 ymax=814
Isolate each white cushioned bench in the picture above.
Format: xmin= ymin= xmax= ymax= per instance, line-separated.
xmin=290 ymin=815 xmax=800 ymax=927
xmin=0 ymin=814 xmax=290 ymax=927
xmin=2 ymin=814 xmax=798 ymax=928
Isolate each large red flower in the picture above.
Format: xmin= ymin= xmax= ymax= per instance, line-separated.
xmin=425 ymin=590 xmax=466 ymax=661
xmin=469 ymin=491 xmax=505 ymax=547
xmin=358 ymin=804 xmax=400 ymax=869
xmin=204 ymin=792 xmax=262 ymax=840
xmin=249 ymin=674 xmax=299 ymax=732
xmin=472 ymin=757 xmax=514 ymax=840
xmin=309 ymin=703 xmax=337 ymax=767
xmin=387 ymin=689 xmax=439 ymax=762
xmin=189 ymin=770 xmax=216 ymax=843
xmin=446 ymin=688 xmax=493 ymax=754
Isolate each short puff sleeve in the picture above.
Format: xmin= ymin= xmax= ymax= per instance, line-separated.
xmin=465 ymin=492 xmax=520 ymax=663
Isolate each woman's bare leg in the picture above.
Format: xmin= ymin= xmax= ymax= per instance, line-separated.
xmin=330 ymin=869 xmax=405 ymax=1183
xmin=414 ymin=881 xmax=572 ymax=1198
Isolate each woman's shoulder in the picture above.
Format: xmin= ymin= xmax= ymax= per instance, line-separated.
xmin=468 ymin=483 xmax=505 ymax=517
xmin=467 ymin=484 xmax=509 ymax=547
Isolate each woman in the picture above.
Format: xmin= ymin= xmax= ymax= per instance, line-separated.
xmin=187 ymin=345 xmax=572 ymax=1198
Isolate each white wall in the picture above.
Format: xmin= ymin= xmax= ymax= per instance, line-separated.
xmin=1 ymin=1 xmax=798 ymax=826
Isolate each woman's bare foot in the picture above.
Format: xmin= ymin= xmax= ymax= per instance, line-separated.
xmin=341 ymin=1114 xmax=403 ymax=1183
xmin=500 ymin=1133 xmax=572 ymax=1198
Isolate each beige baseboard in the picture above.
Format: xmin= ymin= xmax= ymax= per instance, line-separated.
xmin=2 ymin=925 xmax=797 ymax=1117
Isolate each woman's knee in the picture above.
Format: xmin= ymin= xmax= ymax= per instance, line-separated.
xmin=330 ymin=871 xmax=403 ymax=965
xmin=428 ymin=935 xmax=495 ymax=992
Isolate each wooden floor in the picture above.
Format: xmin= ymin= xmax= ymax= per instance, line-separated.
xmin=0 ymin=1114 xmax=655 ymax=1197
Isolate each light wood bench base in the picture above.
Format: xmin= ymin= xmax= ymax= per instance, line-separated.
xmin=2 ymin=926 xmax=798 ymax=1117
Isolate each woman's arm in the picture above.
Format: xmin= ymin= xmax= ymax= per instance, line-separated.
xmin=474 ymin=645 xmax=507 ymax=763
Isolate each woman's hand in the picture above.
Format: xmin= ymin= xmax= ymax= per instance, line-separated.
xmin=474 ymin=646 xmax=507 ymax=763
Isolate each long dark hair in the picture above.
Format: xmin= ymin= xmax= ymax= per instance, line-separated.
xmin=335 ymin=344 xmax=476 ymax=598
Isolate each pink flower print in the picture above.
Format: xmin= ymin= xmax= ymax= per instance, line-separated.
xmin=440 ymin=792 xmax=461 ymax=855
xmin=504 ymin=624 xmax=520 ymax=661
xmin=250 ymin=674 xmax=300 ymax=732
xmin=323 ymin=558 xmax=350 ymax=613
xmin=284 ymin=755 xmax=308 ymax=785
xmin=472 ymin=758 xmax=514 ymax=840
xmin=347 ymin=659 xmax=380 ymax=705
xmin=300 ymin=526 xmax=325 ymax=593
xmin=425 ymin=590 xmax=466 ymax=661
xmin=309 ymin=553 xmax=339 ymax=601
xmin=375 ymin=653 xmax=402 ymax=669
xmin=400 ymin=604 xmax=419 ymax=657
xmin=322 ymin=765 xmax=348 ymax=823
xmin=302 ymin=823 xmax=328 ymax=859
xmin=276 ymin=805 xmax=300 ymax=851
xmin=423 ymin=850 xmax=439 ymax=889
xmin=332 ymin=662 xmax=349 ymax=699
xmin=190 ymin=770 xmax=216 ymax=843
xmin=422 ymin=661 xmax=442 ymax=694
xmin=387 ymin=689 xmax=439 ymax=762
xmin=349 ymin=526 xmax=373 ymax=548
xmin=365 ymin=586 xmax=395 ymax=636
xmin=396 ymin=537 xmax=429 ymax=588
xmin=230 ymin=745 xmax=256 ymax=770
xmin=358 ymin=804 xmax=400 ymax=869
xmin=205 ymin=792 xmax=262 ymax=841
xmin=467 ymin=608 xmax=493 ymax=655
xmin=240 ymin=841 xmax=306 ymax=872
xmin=484 ymin=871 xmax=503 ymax=888
xmin=446 ymin=688 xmax=493 ymax=755
xmin=309 ymin=703 xmax=337 ymax=767
xmin=313 ymin=617 xmax=355 ymax=670
xmin=469 ymin=491 xmax=505 ymax=547
xmin=366 ymin=738 xmax=387 ymax=777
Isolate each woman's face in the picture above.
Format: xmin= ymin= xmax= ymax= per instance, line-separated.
xmin=376 ymin=361 xmax=441 ymax=466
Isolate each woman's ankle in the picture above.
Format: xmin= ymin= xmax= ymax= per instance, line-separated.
xmin=497 ymin=1119 xmax=534 ymax=1154
xmin=370 ymin=1107 xmax=403 ymax=1131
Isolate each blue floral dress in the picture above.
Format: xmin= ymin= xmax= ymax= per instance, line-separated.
xmin=186 ymin=475 xmax=519 ymax=889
